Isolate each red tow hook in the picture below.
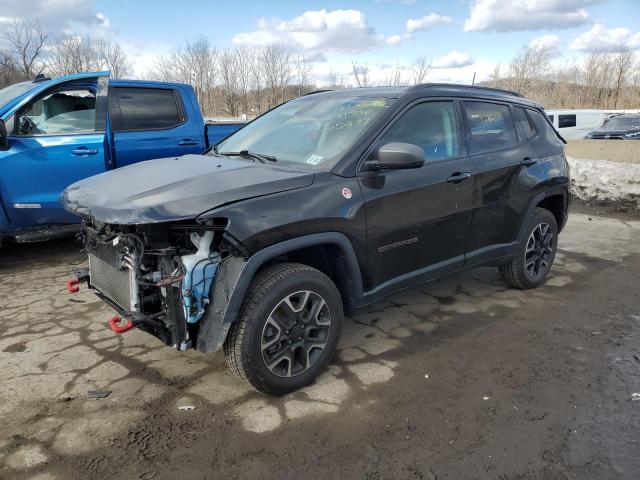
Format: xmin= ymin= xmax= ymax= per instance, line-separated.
xmin=108 ymin=315 xmax=135 ymax=334
xmin=66 ymin=277 xmax=80 ymax=293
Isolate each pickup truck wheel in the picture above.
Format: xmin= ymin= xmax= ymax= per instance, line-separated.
xmin=223 ymin=263 xmax=343 ymax=395
xmin=499 ymin=207 xmax=558 ymax=290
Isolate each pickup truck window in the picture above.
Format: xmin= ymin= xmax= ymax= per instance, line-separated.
xmin=463 ymin=101 xmax=518 ymax=154
xmin=14 ymin=87 xmax=97 ymax=136
xmin=215 ymin=95 xmax=395 ymax=169
xmin=380 ymin=101 xmax=460 ymax=161
xmin=109 ymin=87 xmax=184 ymax=132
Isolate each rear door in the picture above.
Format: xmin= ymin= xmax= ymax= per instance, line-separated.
xmin=109 ymin=86 xmax=205 ymax=167
xmin=359 ymin=99 xmax=474 ymax=288
xmin=0 ymin=76 xmax=108 ymax=228
xmin=462 ymin=100 xmax=538 ymax=266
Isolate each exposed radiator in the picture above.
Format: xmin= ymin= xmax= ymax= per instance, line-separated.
xmin=88 ymin=243 xmax=138 ymax=312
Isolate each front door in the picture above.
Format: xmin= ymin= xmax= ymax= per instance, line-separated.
xmin=358 ymin=100 xmax=474 ymax=291
xmin=0 ymin=78 xmax=107 ymax=229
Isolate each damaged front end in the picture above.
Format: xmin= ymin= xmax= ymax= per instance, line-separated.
xmin=71 ymin=219 xmax=245 ymax=352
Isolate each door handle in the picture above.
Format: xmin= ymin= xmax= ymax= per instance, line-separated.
xmin=446 ymin=172 xmax=471 ymax=184
xmin=520 ymin=157 xmax=537 ymax=167
xmin=71 ymin=148 xmax=98 ymax=156
xmin=178 ymin=139 xmax=200 ymax=146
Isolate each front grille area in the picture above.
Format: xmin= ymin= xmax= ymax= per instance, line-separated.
xmin=88 ymin=243 xmax=136 ymax=311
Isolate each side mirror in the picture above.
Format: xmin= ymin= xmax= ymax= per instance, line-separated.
xmin=0 ymin=120 xmax=8 ymax=151
xmin=365 ymin=142 xmax=425 ymax=171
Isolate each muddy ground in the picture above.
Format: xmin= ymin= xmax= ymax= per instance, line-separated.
xmin=1 ymin=207 xmax=639 ymax=480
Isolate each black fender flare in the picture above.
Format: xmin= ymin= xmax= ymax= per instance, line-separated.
xmin=516 ymin=189 xmax=568 ymax=245
xmin=196 ymin=232 xmax=363 ymax=353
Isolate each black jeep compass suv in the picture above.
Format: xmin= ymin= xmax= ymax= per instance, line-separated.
xmin=63 ymin=84 xmax=569 ymax=395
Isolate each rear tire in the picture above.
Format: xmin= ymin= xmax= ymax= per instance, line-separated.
xmin=499 ymin=207 xmax=558 ymax=290
xmin=223 ymin=262 xmax=343 ymax=395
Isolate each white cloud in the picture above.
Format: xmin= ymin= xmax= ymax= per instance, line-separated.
xmin=432 ymin=51 xmax=475 ymax=69
xmin=0 ymin=0 xmax=108 ymax=35
xmin=233 ymin=9 xmax=380 ymax=54
xmin=570 ymin=23 xmax=640 ymax=52
xmin=464 ymin=0 xmax=599 ymax=32
xmin=385 ymin=35 xmax=403 ymax=46
xmin=406 ymin=13 xmax=454 ymax=33
xmin=529 ymin=34 xmax=561 ymax=51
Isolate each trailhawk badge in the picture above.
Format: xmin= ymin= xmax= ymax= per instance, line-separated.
xmin=341 ymin=187 xmax=352 ymax=199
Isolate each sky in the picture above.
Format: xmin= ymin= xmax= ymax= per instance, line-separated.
xmin=1 ymin=0 xmax=639 ymax=85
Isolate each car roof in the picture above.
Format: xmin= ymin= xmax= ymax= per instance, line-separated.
xmin=305 ymin=83 xmax=536 ymax=107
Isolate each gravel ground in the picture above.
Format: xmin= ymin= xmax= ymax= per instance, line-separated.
xmin=1 ymin=207 xmax=639 ymax=480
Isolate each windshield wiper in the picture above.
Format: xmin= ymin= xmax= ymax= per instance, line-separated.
xmin=220 ymin=150 xmax=277 ymax=163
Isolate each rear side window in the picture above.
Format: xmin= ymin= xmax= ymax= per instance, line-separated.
xmin=548 ymin=114 xmax=554 ymax=124
xmin=109 ymin=87 xmax=184 ymax=132
xmin=463 ymin=101 xmax=518 ymax=154
xmin=513 ymin=107 xmax=534 ymax=140
xmin=558 ymin=114 xmax=576 ymax=128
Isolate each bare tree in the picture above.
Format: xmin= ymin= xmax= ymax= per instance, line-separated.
xmin=95 ymin=38 xmax=133 ymax=79
xmin=612 ymin=45 xmax=635 ymax=108
xmin=0 ymin=20 xmax=48 ymax=78
xmin=47 ymin=35 xmax=102 ymax=77
xmin=411 ymin=56 xmax=431 ymax=85
xmin=218 ymin=47 xmax=240 ymax=116
xmin=508 ymin=44 xmax=552 ymax=96
xmin=260 ymin=44 xmax=292 ymax=108
xmin=150 ymin=37 xmax=217 ymax=115
xmin=0 ymin=53 xmax=22 ymax=87
xmin=382 ymin=62 xmax=406 ymax=87
xmin=292 ymin=53 xmax=313 ymax=96
xmin=351 ymin=60 xmax=369 ymax=87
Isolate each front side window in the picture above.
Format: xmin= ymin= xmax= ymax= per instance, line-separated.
xmin=379 ymin=101 xmax=460 ymax=161
xmin=109 ymin=87 xmax=184 ymax=132
xmin=558 ymin=114 xmax=576 ymax=128
xmin=215 ymin=95 xmax=395 ymax=169
xmin=463 ymin=101 xmax=518 ymax=154
xmin=14 ymin=87 xmax=97 ymax=136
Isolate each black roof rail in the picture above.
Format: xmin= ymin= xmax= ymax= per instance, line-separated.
xmin=409 ymin=83 xmax=524 ymax=98
xmin=301 ymin=89 xmax=333 ymax=96
xmin=33 ymin=73 xmax=51 ymax=83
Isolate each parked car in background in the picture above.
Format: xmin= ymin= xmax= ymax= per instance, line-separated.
xmin=0 ymin=72 xmax=244 ymax=246
xmin=585 ymin=113 xmax=640 ymax=140
xmin=63 ymin=84 xmax=570 ymax=395
xmin=545 ymin=109 xmax=605 ymax=140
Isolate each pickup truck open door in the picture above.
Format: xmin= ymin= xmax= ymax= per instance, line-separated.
xmin=0 ymin=72 xmax=110 ymax=235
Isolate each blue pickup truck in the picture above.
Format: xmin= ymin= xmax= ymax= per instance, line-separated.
xmin=0 ymin=71 xmax=244 ymax=245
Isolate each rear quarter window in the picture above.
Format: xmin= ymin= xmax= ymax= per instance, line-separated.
xmin=109 ymin=87 xmax=184 ymax=132
xmin=463 ymin=101 xmax=518 ymax=154
xmin=513 ymin=107 xmax=534 ymax=140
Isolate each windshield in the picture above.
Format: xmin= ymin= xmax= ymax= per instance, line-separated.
xmin=0 ymin=82 xmax=36 ymax=109
xmin=214 ymin=95 xmax=395 ymax=169
xmin=605 ymin=116 xmax=640 ymax=130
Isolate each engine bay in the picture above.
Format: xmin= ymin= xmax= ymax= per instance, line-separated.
xmin=79 ymin=219 xmax=234 ymax=350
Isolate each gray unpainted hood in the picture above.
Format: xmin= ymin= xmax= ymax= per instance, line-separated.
xmin=62 ymin=154 xmax=315 ymax=224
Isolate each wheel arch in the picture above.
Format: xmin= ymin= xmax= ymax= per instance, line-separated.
xmin=196 ymin=232 xmax=363 ymax=353
xmin=517 ymin=189 xmax=568 ymax=245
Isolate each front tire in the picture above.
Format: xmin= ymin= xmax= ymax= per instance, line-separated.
xmin=499 ymin=207 xmax=558 ymax=290
xmin=223 ymin=263 xmax=343 ymax=395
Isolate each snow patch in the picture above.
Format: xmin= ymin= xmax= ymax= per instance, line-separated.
xmin=568 ymin=157 xmax=640 ymax=208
